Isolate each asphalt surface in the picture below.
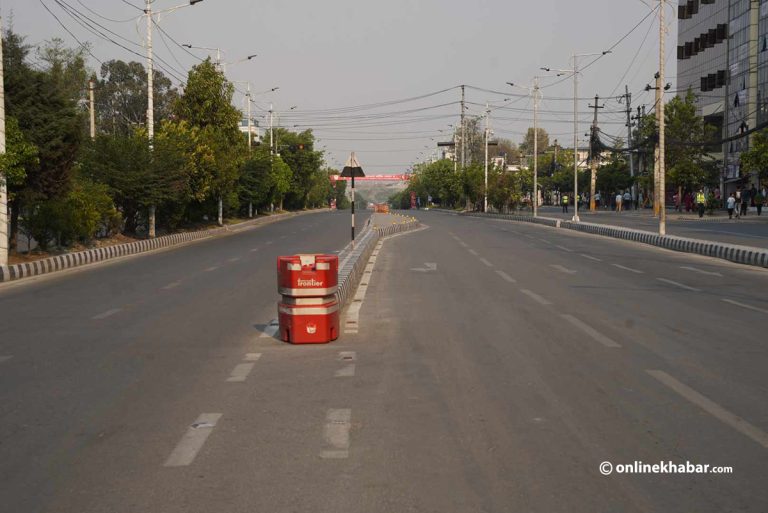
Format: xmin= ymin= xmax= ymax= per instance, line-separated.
xmin=2 ymin=207 xmax=767 ymax=512
xmin=535 ymin=205 xmax=768 ymax=249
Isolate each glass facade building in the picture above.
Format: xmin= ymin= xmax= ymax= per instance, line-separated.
xmin=677 ymin=0 xmax=768 ymax=183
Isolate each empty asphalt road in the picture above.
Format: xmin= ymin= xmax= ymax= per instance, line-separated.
xmin=1 ymin=208 xmax=766 ymax=512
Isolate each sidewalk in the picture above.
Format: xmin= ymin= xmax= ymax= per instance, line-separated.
xmin=531 ymin=206 xmax=768 ymax=250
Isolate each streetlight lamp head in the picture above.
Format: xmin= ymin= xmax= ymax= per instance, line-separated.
xmin=246 ymin=54 xmax=257 ymax=60
xmin=541 ymin=67 xmax=551 ymax=72
xmin=602 ymin=50 xmax=612 ymax=55
xmin=189 ymin=0 xmax=204 ymax=4
xmin=182 ymin=43 xmax=192 ymax=48
xmin=506 ymin=81 xmax=514 ymax=87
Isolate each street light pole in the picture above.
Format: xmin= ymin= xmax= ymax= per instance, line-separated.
xmin=484 ymin=102 xmax=490 ymax=213
xmin=533 ymin=77 xmax=540 ymax=217
xmin=658 ymin=0 xmax=667 ymax=236
xmin=145 ymin=0 xmax=204 ymax=238
xmin=0 ymin=16 xmax=8 ymax=266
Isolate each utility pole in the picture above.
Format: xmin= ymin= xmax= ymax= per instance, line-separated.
xmin=624 ymin=86 xmax=634 ymax=178
xmin=658 ymin=0 xmax=666 ymax=235
xmin=145 ymin=0 xmax=156 ymax=238
xmin=572 ymin=53 xmax=580 ymax=222
xmin=484 ymin=102 xmax=490 ymax=212
xmin=0 ymin=16 xmax=8 ymax=266
xmin=533 ymin=77 xmax=541 ymax=217
xmin=89 ymin=78 xmax=96 ymax=140
xmin=588 ymin=94 xmax=604 ymax=211
xmin=653 ymin=72 xmax=661 ymax=218
xmin=269 ymin=103 xmax=274 ymax=156
xmin=460 ymin=85 xmax=466 ymax=169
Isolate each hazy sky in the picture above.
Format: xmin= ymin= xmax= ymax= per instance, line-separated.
xmin=1 ymin=0 xmax=677 ymax=172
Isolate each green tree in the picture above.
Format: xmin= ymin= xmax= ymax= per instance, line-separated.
xmin=95 ymin=59 xmax=178 ymax=136
xmin=520 ymin=127 xmax=549 ymax=156
xmin=740 ymin=129 xmax=768 ymax=186
xmin=665 ymin=90 xmax=716 ymax=196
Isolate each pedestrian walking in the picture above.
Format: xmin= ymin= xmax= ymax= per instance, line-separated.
xmin=726 ymin=193 xmax=736 ymax=219
xmin=696 ymin=188 xmax=706 ymax=218
xmin=594 ymin=191 xmax=601 ymax=209
xmin=741 ymin=186 xmax=751 ymax=217
xmin=623 ymin=190 xmax=632 ymax=211
xmin=756 ymin=189 xmax=764 ymax=216
xmin=562 ymin=193 xmax=569 ymax=213
xmin=615 ymin=191 xmax=623 ymax=213
xmin=684 ymin=191 xmax=693 ymax=212
xmin=735 ymin=187 xmax=743 ymax=218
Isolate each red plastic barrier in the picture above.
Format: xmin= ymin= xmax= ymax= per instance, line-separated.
xmin=277 ymin=297 xmax=339 ymax=344
xmin=277 ymin=254 xmax=338 ymax=297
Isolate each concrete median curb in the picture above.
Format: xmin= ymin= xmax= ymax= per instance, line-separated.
xmin=335 ymin=215 xmax=420 ymax=308
xmin=459 ymin=211 xmax=768 ymax=269
xmin=0 ymin=209 xmax=327 ymax=284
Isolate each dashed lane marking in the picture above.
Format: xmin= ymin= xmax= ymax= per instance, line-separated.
xmin=647 ymin=370 xmax=768 ymax=449
xmin=495 ymin=270 xmax=516 ymax=283
xmin=721 ymin=299 xmax=768 ymax=315
xmin=228 ymin=257 xmax=241 ymax=263
xmin=92 ymin=308 xmax=122 ymax=320
xmin=320 ymin=409 xmax=352 ymax=459
xmin=519 ymin=289 xmax=552 ymax=306
xmin=162 ymin=281 xmax=181 ymax=290
xmin=656 ymin=278 xmax=701 ymax=292
xmin=561 ymin=314 xmax=621 ymax=348
xmin=468 ymin=249 xmax=479 ymax=256
xmin=680 ymin=266 xmax=723 ymax=277
xmin=612 ymin=263 xmax=643 ymax=274
xmin=226 ymin=363 xmax=256 ymax=382
xmin=250 ymin=248 xmax=260 ymax=252
xmin=538 ymin=238 xmax=553 ymax=245
xmin=550 ymin=264 xmax=576 ymax=275
xmin=164 ymin=413 xmax=223 ymax=467
xmin=555 ymin=245 xmax=573 ymax=252
xmin=479 ymin=258 xmax=493 ymax=267
xmin=244 ymin=353 xmax=262 ymax=361
xmin=336 ymin=352 xmax=357 ymax=377
xmin=580 ymin=254 xmax=603 ymax=262
xmin=204 ymin=266 xmax=219 ymax=272
xmin=0 ymin=356 xmax=13 ymax=364
xmin=459 ymin=241 xmax=468 ymax=248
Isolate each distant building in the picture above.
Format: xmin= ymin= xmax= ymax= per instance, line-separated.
xmin=239 ymin=118 xmax=260 ymax=142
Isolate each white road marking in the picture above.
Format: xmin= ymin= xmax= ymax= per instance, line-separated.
xmin=468 ymin=249 xmax=479 ymax=256
xmin=410 ymin=262 xmax=437 ymax=272
xmin=226 ymin=363 xmax=255 ymax=382
xmin=164 ymin=413 xmax=223 ymax=467
xmin=0 ymin=356 xmax=13 ymax=364
xmin=162 ymin=281 xmax=181 ymax=290
xmin=459 ymin=241 xmax=468 ymax=248
xmin=250 ymin=248 xmax=260 ymax=252
xmin=320 ymin=409 xmax=352 ymax=459
xmin=580 ymin=254 xmax=602 ymax=262
xmin=519 ymin=289 xmax=552 ymax=306
xmin=524 ymin=234 xmax=536 ymax=239
xmin=204 ymin=266 xmax=219 ymax=272
xmin=92 ymin=308 xmax=122 ymax=320
xmin=656 ymin=278 xmax=701 ymax=292
xmin=335 ymin=364 xmax=356 ymax=377
xmin=228 ymin=257 xmax=241 ymax=263
xmin=244 ymin=353 xmax=262 ymax=361
xmin=479 ymin=258 xmax=493 ymax=267
xmin=612 ymin=263 xmax=643 ymax=274
xmin=495 ymin=270 xmax=517 ymax=283
xmin=555 ymin=245 xmax=573 ymax=252
xmin=550 ymin=264 xmax=576 ymax=275
xmin=680 ymin=266 xmax=723 ymax=277
xmin=561 ymin=314 xmax=621 ymax=348
xmin=647 ymin=370 xmax=768 ymax=449
xmin=721 ymin=299 xmax=768 ymax=315
xmin=279 ymin=235 xmax=288 ymax=239
xmin=538 ymin=238 xmax=553 ymax=245
xmin=260 ymin=320 xmax=280 ymax=338
xmin=265 ymin=241 xmax=273 ymax=245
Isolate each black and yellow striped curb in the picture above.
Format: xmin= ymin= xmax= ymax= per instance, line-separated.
xmin=0 ymin=210 xmax=327 ymax=283
xmin=459 ymin=211 xmax=768 ymax=269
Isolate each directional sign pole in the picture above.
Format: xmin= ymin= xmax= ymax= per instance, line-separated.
xmin=341 ymin=152 xmax=365 ymax=249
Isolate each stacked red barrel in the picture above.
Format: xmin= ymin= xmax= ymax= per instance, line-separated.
xmin=276 ymin=254 xmax=340 ymax=344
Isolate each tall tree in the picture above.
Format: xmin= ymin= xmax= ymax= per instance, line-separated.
xmin=94 ymin=59 xmax=178 ymax=136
